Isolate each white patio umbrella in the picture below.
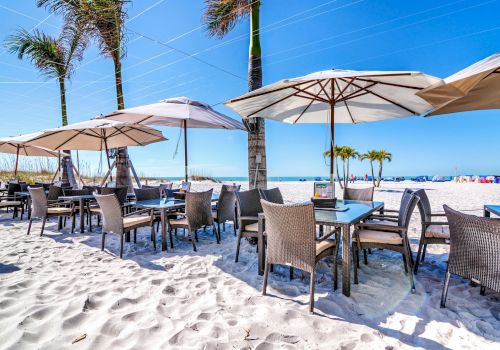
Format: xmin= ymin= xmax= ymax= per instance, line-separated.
xmin=101 ymin=96 xmax=246 ymax=181
xmin=416 ymin=52 xmax=500 ymax=116
xmin=0 ymin=132 xmax=69 ymax=177
xmin=225 ymin=69 xmax=440 ymax=190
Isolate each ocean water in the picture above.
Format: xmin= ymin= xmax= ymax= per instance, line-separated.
xmin=154 ymin=175 xmax=457 ymax=182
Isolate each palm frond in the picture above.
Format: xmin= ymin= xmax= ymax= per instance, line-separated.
xmin=204 ymin=0 xmax=254 ymax=38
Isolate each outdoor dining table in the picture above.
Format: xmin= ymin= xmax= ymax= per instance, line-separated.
xmin=133 ymin=194 xmax=219 ymax=251
xmin=483 ymin=204 xmax=500 ymax=217
xmin=59 ymin=194 xmax=96 ymax=233
xmin=257 ymin=199 xmax=384 ymax=297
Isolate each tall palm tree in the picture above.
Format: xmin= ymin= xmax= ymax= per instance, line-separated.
xmin=375 ymin=149 xmax=392 ymax=187
xmin=204 ymin=0 xmax=267 ymax=189
xmin=324 ymin=145 xmax=344 ymax=189
xmin=38 ymin=0 xmax=132 ymax=188
xmin=5 ymin=24 xmax=86 ymax=184
xmin=361 ymin=150 xmax=378 ymax=187
xmin=337 ymin=146 xmax=359 ymax=189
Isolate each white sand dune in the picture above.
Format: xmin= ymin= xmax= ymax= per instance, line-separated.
xmin=0 ymin=181 xmax=499 ymax=349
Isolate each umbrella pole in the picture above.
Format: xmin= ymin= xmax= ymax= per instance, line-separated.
xmin=330 ymin=101 xmax=335 ymax=198
xmin=183 ymin=120 xmax=188 ymax=182
xmin=14 ymin=145 xmax=20 ymax=178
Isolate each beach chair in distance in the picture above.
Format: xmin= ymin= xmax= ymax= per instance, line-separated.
xmin=234 ymin=189 xmax=262 ymax=262
xmin=0 ymin=183 xmax=24 ymax=219
xmin=95 ymin=193 xmax=155 ymax=259
xmin=213 ymin=184 xmax=240 ymax=236
xmin=352 ymin=191 xmax=419 ymax=293
xmin=441 ymin=206 xmax=500 ymax=307
xmin=261 ymin=200 xmax=339 ymax=313
xmin=27 ymin=187 xmax=75 ymax=235
xmin=167 ymin=189 xmax=217 ymax=251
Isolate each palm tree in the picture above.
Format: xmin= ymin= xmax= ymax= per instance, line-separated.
xmin=5 ymin=24 xmax=86 ymax=185
xmin=361 ymin=150 xmax=378 ymax=187
xmin=37 ymin=0 xmax=132 ymax=188
xmin=337 ymin=146 xmax=359 ymax=189
xmin=324 ymin=145 xmax=345 ymax=189
xmin=204 ymin=0 xmax=267 ymax=189
xmin=375 ymin=149 xmax=392 ymax=187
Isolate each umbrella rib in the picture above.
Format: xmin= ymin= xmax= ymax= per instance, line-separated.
xmin=337 ymin=82 xmax=378 ymax=102
xmin=339 ymin=78 xmax=419 ymax=115
xmin=335 ymin=77 xmax=355 ymax=100
xmin=334 ymin=79 xmax=356 ymax=124
xmin=291 ymin=85 xmax=330 ymax=103
xmin=355 ymin=78 xmax=424 ymax=90
xmin=228 ymin=80 xmax=315 ymax=103
xmin=246 ymin=81 xmax=320 ymax=118
xmin=316 ymin=79 xmax=331 ymax=100
xmin=292 ymin=81 xmax=329 ymax=124
xmin=112 ymin=127 xmax=144 ymax=146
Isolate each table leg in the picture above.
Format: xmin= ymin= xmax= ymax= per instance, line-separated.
xmin=341 ymin=223 xmax=351 ymax=297
xmin=27 ymin=196 xmax=31 ymax=219
xmin=80 ymin=198 xmax=84 ymax=233
xmin=161 ymin=209 xmax=167 ymax=251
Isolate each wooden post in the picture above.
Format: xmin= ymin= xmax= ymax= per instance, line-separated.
xmin=129 ymin=160 xmax=142 ymax=188
xmin=183 ymin=120 xmax=188 ymax=182
xmin=330 ymin=80 xmax=335 ymax=198
xmin=100 ymin=160 xmax=116 ymax=187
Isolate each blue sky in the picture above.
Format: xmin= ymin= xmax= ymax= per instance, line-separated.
xmin=0 ymin=0 xmax=499 ymax=178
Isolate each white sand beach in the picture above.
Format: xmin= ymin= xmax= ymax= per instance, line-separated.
xmin=1 ymin=181 xmax=500 ymax=349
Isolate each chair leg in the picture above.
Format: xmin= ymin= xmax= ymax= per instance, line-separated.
xmin=120 ymin=233 xmax=125 ymax=258
xmin=309 ymin=270 xmax=316 ymax=314
xmin=404 ymin=247 xmax=415 ymax=293
xmin=189 ymin=231 xmax=197 ymax=252
xmin=421 ymin=243 xmax=427 ymax=261
xmin=233 ymin=222 xmax=237 ymax=236
xmin=20 ymin=206 xmax=24 ymax=220
xmin=58 ymin=216 xmax=63 ymax=230
xmin=40 ymin=217 xmax=46 ymax=236
xmin=133 ymin=228 xmax=137 ymax=243
xmin=27 ymin=218 xmax=33 ymax=235
xmin=353 ymin=244 xmax=359 ymax=284
xmin=414 ymin=239 xmax=424 ymax=274
xmin=101 ymin=232 xmax=106 ymax=251
xmin=262 ymin=261 xmax=270 ymax=295
xmin=151 ymin=225 xmax=156 ymax=251
xmin=71 ymin=214 xmax=76 ymax=234
xmin=368 ymin=248 xmax=372 ymax=254
xmin=217 ymin=222 xmax=221 ymax=237
xmin=223 ymin=223 xmax=226 ymax=232
xmin=402 ymin=254 xmax=409 ymax=274
xmin=235 ymin=234 xmax=242 ymax=262
xmin=363 ymin=249 xmax=368 ymax=265
xmin=440 ymin=268 xmax=451 ymax=308
xmin=156 ymin=220 xmax=160 ymax=233
xmin=63 ymin=216 xmax=67 ymax=227
xmin=480 ymin=285 xmax=486 ymax=296
xmin=213 ymin=224 xmax=220 ymax=244
xmin=194 ymin=230 xmax=199 ymax=242
xmin=289 ymin=267 xmax=294 ymax=280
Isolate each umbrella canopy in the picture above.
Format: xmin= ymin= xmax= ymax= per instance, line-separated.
xmin=102 ymin=96 xmax=246 ymax=181
xmin=25 ymin=119 xmax=166 ymax=151
xmin=0 ymin=132 xmax=69 ymax=176
xmin=225 ymin=69 xmax=440 ymax=187
xmin=416 ymin=53 xmax=500 ymax=116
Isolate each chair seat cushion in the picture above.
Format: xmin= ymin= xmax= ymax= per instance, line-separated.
xmin=123 ymin=215 xmax=151 ymax=229
xmin=170 ymin=217 xmax=188 ymax=226
xmin=0 ymin=201 xmax=22 ymax=207
xmin=354 ymin=230 xmax=403 ymax=245
xmin=48 ymin=207 xmax=72 ymax=214
xmin=425 ymin=224 xmax=450 ymax=239
xmin=244 ymin=222 xmax=258 ymax=232
xmin=316 ymin=240 xmax=336 ymax=255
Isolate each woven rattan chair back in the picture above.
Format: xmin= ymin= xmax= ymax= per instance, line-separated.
xmin=343 ymin=187 xmax=374 ymax=201
xmin=217 ymin=186 xmax=239 ymax=222
xmin=236 ymin=189 xmax=263 ymax=218
xmin=95 ymin=194 xmax=124 ymax=234
xmin=28 ymin=187 xmax=48 ymax=219
xmin=398 ymin=190 xmax=419 ymax=229
xmin=63 ymin=188 xmax=92 ymax=196
xmin=47 ymin=185 xmax=62 ymax=201
xmin=7 ymin=183 xmax=21 ymax=196
xmin=443 ymin=205 xmax=500 ymax=293
xmin=134 ymin=187 xmax=161 ymax=201
xmin=412 ymin=188 xmax=432 ymax=223
xmin=101 ymin=186 xmax=128 ymax=205
xmin=159 ymin=183 xmax=173 ymax=197
xmin=261 ymin=200 xmax=316 ymax=273
xmin=185 ymin=189 xmax=214 ymax=231
xmin=259 ymin=188 xmax=284 ymax=204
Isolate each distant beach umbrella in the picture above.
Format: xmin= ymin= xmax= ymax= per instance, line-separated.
xmin=417 ymin=53 xmax=500 ymax=116
xmin=0 ymin=132 xmax=69 ymax=177
xmin=101 ymin=96 xmax=246 ymax=181
xmin=225 ymin=69 xmax=439 ymax=189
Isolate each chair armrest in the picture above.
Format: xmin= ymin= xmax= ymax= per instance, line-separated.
xmin=124 ymin=208 xmax=153 ymax=217
xmin=316 ymin=227 xmax=339 ymax=242
xmin=430 ymin=213 xmax=447 ymax=217
xmin=382 ymin=209 xmax=400 ymax=213
xmin=240 ymin=215 xmax=259 ymax=221
xmin=368 ymin=214 xmax=399 ymax=220
xmin=355 ymin=222 xmax=407 ymax=232
xmin=424 ymin=221 xmax=449 ymax=226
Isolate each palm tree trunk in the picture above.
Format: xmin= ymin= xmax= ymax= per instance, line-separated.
xmin=336 ymin=157 xmax=343 ymax=190
xmin=113 ymin=57 xmax=133 ymax=189
xmin=247 ymin=1 xmax=267 ymax=189
xmin=370 ymin=161 xmax=376 ymax=187
xmin=377 ymin=161 xmax=383 ymax=187
xmin=58 ymin=77 xmax=76 ymax=187
xmin=346 ymin=158 xmax=350 ymax=189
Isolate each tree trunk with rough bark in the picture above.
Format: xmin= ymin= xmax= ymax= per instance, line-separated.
xmin=336 ymin=157 xmax=343 ymax=190
xmin=58 ymin=78 xmax=76 ymax=187
xmin=377 ymin=161 xmax=383 ymax=187
xmin=247 ymin=1 xmax=267 ymax=189
xmin=370 ymin=161 xmax=376 ymax=187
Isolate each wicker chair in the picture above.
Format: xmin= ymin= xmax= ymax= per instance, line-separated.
xmin=235 ymin=189 xmax=262 ymax=262
xmin=89 ymin=186 xmax=129 ymax=230
xmin=352 ymin=190 xmax=419 ymax=292
xmin=167 ymin=189 xmax=217 ymax=251
xmin=259 ymin=188 xmax=284 ymax=204
xmin=95 ymin=193 xmax=155 ymax=259
xmin=62 ymin=188 xmax=92 ymax=225
xmin=0 ymin=183 xmax=24 ymax=219
xmin=213 ymin=184 xmax=240 ymax=236
xmin=27 ymin=187 xmax=75 ymax=235
xmin=47 ymin=185 xmax=63 ymax=202
xmin=134 ymin=187 xmax=161 ymax=201
xmin=261 ymin=200 xmax=339 ymax=313
xmin=413 ymin=189 xmax=449 ymax=273
xmin=441 ymin=205 xmax=500 ymax=307
xmin=343 ymin=186 xmax=374 ymax=201
xmin=159 ymin=183 xmax=173 ymax=197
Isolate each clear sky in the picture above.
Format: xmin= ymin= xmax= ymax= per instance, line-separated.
xmin=0 ymin=0 xmax=499 ymax=178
